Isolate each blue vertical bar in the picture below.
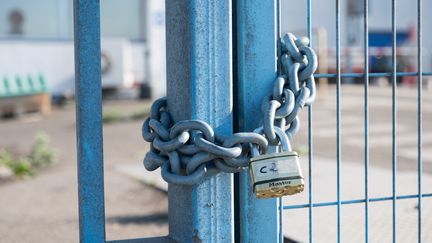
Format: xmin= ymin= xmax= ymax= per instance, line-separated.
xmin=73 ymin=0 xmax=106 ymax=242
xmin=237 ymin=1 xmax=279 ymax=242
xmin=307 ymin=0 xmax=313 ymax=242
xmin=363 ymin=0 xmax=370 ymax=242
xmin=417 ymin=0 xmax=423 ymax=241
xmin=391 ymin=0 xmax=397 ymax=242
xmin=277 ymin=2 xmax=283 ymax=243
xmin=279 ymin=196 xmax=283 ymax=243
xmin=165 ymin=1 xmax=234 ymax=242
xmin=335 ymin=0 xmax=341 ymax=242
xmin=277 ymin=0 xmax=282 ymax=77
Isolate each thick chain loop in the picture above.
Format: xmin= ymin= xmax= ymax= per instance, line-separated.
xmin=141 ymin=32 xmax=317 ymax=185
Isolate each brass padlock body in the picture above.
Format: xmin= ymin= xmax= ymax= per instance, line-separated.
xmin=250 ymin=151 xmax=304 ymax=199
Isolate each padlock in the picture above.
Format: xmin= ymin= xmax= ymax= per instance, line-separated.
xmin=250 ymin=127 xmax=304 ymax=199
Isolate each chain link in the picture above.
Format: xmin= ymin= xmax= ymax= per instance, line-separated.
xmin=142 ymin=32 xmax=317 ymax=185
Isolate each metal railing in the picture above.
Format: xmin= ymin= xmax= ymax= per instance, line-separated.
xmin=279 ymin=0 xmax=431 ymax=242
xmin=74 ymin=1 xmax=234 ymax=242
xmin=74 ymin=0 xmax=430 ymax=242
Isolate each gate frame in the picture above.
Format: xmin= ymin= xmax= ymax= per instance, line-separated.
xmin=74 ymin=0 xmax=105 ymax=242
xmin=236 ymin=0 xmax=281 ymax=242
xmin=165 ymin=1 xmax=234 ymax=242
xmin=74 ymin=0 xmax=236 ymax=242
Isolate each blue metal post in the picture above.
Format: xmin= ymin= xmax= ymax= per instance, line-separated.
xmin=237 ymin=1 xmax=279 ymax=242
xmin=306 ymin=1 xmax=314 ymax=242
xmin=165 ymin=1 xmax=234 ymax=242
xmin=391 ymin=0 xmax=398 ymax=242
xmin=417 ymin=0 xmax=423 ymax=241
xmin=73 ymin=0 xmax=106 ymax=242
xmin=363 ymin=0 xmax=370 ymax=241
xmin=335 ymin=0 xmax=342 ymax=242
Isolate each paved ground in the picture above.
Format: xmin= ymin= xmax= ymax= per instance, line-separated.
xmin=295 ymin=84 xmax=432 ymax=173
xmin=0 ymin=84 xmax=430 ymax=242
xmin=124 ymin=84 xmax=432 ymax=242
xmin=0 ymin=101 xmax=168 ymax=242
xmin=286 ymin=84 xmax=432 ymax=242
xmin=282 ymin=158 xmax=432 ymax=243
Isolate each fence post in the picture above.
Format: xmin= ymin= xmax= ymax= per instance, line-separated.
xmin=73 ymin=0 xmax=106 ymax=242
xmin=165 ymin=1 xmax=234 ymax=242
xmin=236 ymin=0 xmax=280 ymax=242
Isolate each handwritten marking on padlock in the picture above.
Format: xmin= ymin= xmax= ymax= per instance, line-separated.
xmin=259 ymin=162 xmax=279 ymax=174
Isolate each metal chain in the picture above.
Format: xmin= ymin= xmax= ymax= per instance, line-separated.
xmin=142 ymin=32 xmax=317 ymax=185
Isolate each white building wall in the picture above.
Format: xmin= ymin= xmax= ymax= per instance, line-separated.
xmin=0 ymin=39 xmax=146 ymax=96
xmin=145 ymin=0 xmax=166 ymax=98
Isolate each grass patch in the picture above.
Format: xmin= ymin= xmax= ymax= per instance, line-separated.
xmin=0 ymin=132 xmax=57 ymax=179
xmin=28 ymin=132 xmax=57 ymax=168
xmin=103 ymin=102 xmax=151 ymax=124
xmin=130 ymin=104 xmax=151 ymax=120
xmin=0 ymin=150 xmax=33 ymax=178
xmin=103 ymin=110 xmax=123 ymax=123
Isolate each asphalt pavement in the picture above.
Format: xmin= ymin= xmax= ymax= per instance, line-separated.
xmin=0 ymin=101 xmax=168 ymax=242
xmin=0 ymin=84 xmax=430 ymax=242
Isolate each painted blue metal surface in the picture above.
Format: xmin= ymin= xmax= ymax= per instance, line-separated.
xmin=315 ymin=72 xmax=432 ymax=78
xmin=417 ymin=0 xmax=423 ymax=242
xmin=73 ymin=0 xmax=106 ymax=242
xmin=335 ymin=1 xmax=342 ymax=242
xmin=363 ymin=0 xmax=370 ymax=241
xmin=236 ymin=0 xmax=280 ymax=242
xmin=306 ymin=0 xmax=314 ymax=242
xmin=281 ymin=0 xmax=429 ymax=242
xmin=72 ymin=0 xmax=430 ymax=241
xmin=283 ymin=193 xmax=432 ymax=209
xmin=276 ymin=4 xmax=284 ymax=243
xmin=391 ymin=1 xmax=397 ymax=242
xmin=165 ymin=1 xmax=234 ymax=242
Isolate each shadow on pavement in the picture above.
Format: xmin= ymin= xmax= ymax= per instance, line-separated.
xmin=107 ymin=213 xmax=168 ymax=225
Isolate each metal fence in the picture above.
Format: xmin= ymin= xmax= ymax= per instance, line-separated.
xmin=73 ymin=0 xmax=430 ymax=242
xmin=279 ymin=0 xmax=431 ymax=242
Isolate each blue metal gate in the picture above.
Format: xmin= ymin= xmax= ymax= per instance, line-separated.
xmin=278 ymin=0 xmax=431 ymax=242
xmin=74 ymin=0 xmax=430 ymax=242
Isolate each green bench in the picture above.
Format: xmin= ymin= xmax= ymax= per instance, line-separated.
xmin=0 ymin=75 xmax=51 ymax=116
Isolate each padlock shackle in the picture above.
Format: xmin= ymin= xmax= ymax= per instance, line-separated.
xmin=251 ymin=126 xmax=291 ymax=156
